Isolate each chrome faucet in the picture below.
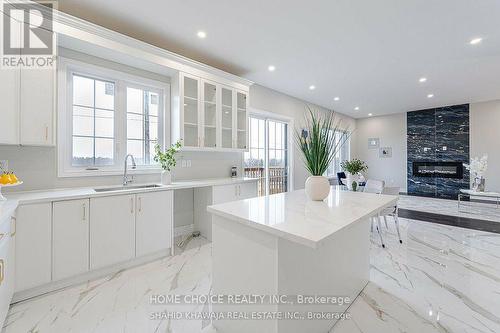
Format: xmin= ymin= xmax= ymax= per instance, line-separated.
xmin=123 ymin=154 xmax=137 ymax=186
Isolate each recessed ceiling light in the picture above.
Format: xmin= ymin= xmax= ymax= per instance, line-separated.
xmin=268 ymin=65 xmax=276 ymax=72
xmin=427 ymin=94 xmax=434 ymax=98
xmin=354 ymin=106 xmax=360 ymax=111
xmin=334 ymin=97 xmax=340 ymax=101
xmin=197 ymin=31 xmax=207 ymax=39
xmin=309 ymin=85 xmax=316 ymax=90
xmin=470 ymin=37 xmax=482 ymax=45
xmin=368 ymin=113 xmax=373 ymax=116
xmin=419 ymin=77 xmax=427 ymax=83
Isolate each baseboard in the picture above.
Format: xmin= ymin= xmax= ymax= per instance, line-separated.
xmin=174 ymin=224 xmax=194 ymax=237
xmin=12 ymin=249 xmax=171 ymax=304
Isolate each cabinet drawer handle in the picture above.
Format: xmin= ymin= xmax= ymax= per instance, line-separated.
xmin=45 ymin=125 xmax=49 ymax=141
xmin=10 ymin=217 xmax=16 ymax=237
xmin=0 ymin=259 xmax=4 ymax=286
xmin=130 ymin=197 xmax=134 ymax=214
xmin=82 ymin=203 xmax=86 ymax=221
xmin=138 ymin=197 xmax=142 ymax=212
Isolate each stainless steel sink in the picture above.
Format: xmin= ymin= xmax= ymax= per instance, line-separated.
xmin=94 ymin=184 xmax=163 ymax=193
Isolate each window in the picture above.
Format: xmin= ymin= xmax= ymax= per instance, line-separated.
xmin=126 ymin=87 xmax=161 ymax=165
xmin=59 ymin=58 xmax=168 ymax=177
xmin=326 ymin=130 xmax=350 ymax=177
xmin=244 ymin=113 xmax=291 ymax=196
xmin=72 ymin=75 xmax=115 ymax=167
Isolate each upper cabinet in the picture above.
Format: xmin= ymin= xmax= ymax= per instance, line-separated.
xmin=173 ymin=72 xmax=249 ymax=152
xmin=0 ymin=9 xmax=56 ymax=147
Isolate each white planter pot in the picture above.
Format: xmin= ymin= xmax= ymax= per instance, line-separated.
xmin=345 ymin=173 xmax=359 ymax=191
xmin=161 ymin=170 xmax=172 ymax=185
xmin=305 ymin=176 xmax=330 ymax=201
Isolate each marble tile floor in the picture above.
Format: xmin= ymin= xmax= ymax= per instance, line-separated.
xmin=4 ymin=218 xmax=500 ymax=333
xmin=398 ymin=194 xmax=500 ymax=223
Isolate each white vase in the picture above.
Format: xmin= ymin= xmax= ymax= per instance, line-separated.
xmin=305 ymin=176 xmax=330 ymax=201
xmin=161 ymin=170 xmax=172 ymax=185
xmin=345 ymin=173 xmax=359 ymax=191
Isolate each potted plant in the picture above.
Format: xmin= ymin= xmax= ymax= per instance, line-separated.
xmin=340 ymin=159 xmax=368 ymax=191
xmin=464 ymin=155 xmax=488 ymax=192
xmin=154 ymin=141 xmax=182 ymax=185
xmin=295 ymin=106 xmax=350 ymax=201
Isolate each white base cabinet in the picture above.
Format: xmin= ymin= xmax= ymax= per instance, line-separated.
xmin=90 ymin=195 xmax=136 ymax=270
xmin=15 ymin=203 xmax=52 ymax=292
xmin=53 ymin=199 xmax=90 ymax=281
xmin=0 ymin=214 xmax=16 ymax=329
xmin=213 ymin=182 xmax=258 ymax=204
xmin=136 ymin=191 xmax=173 ymax=257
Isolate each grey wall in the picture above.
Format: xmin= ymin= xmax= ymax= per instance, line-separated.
xmin=353 ymin=113 xmax=407 ymax=191
xmin=470 ymin=100 xmax=500 ymax=192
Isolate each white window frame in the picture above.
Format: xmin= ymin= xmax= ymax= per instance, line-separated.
xmin=245 ymin=108 xmax=294 ymax=194
xmin=325 ymin=129 xmax=351 ymax=178
xmin=57 ymin=57 xmax=170 ymax=177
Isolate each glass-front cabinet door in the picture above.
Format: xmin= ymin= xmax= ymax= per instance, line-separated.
xmin=221 ymin=87 xmax=234 ymax=149
xmin=236 ymin=91 xmax=248 ymax=149
xmin=182 ymin=75 xmax=200 ymax=147
xmin=202 ymin=81 xmax=217 ymax=148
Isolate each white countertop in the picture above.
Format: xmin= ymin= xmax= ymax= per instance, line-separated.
xmin=460 ymin=189 xmax=500 ymax=197
xmin=0 ymin=177 xmax=257 ymax=220
xmin=208 ymin=187 xmax=398 ymax=249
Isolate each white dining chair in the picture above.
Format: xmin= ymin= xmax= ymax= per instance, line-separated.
xmin=365 ymin=179 xmax=386 ymax=247
xmin=381 ymin=187 xmax=402 ymax=244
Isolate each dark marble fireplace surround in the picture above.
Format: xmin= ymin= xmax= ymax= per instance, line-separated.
xmin=407 ymin=104 xmax=470 ymax=200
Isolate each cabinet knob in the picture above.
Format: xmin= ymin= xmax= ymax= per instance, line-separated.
xmin=10 ymin=217 xmax=16 ymax=236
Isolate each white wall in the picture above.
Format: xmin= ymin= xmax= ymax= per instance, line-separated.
xmin=470 ymin=100 xmax=500 ymax=192
xmin=249 ymin=84 xmax=356 ymax=190
xmin=353 ymin=113 xmax=407 ymax=192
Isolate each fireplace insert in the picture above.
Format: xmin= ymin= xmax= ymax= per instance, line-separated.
xmin=412 ymin=161 xmax=464 ymax=179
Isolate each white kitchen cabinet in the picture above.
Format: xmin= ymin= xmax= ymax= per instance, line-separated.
xmin=201 ymin=79 xmax=219 ymax=148
xmin=235 ymin=91 xmax=248 ymax=150
xmin=15 ymin=203 xmax=52 ymax=292
xmin=90 ymin=195 xmax=136 ymax=270
xmin=53 ymin=199 xmax=90 ymax=281
xmin=136 ymin=191 xmax=173 ymax=257
xmin=172 ymin=72 xmax=248 ymax=152
xmin=237 ymin=182 xmax=258 ymax=200
xmin=19 ymin=66 xmax=55 ymax=146
xmin=0 ymin=11 xmax=20 ymax=145
xmin=212 ymin=182 xmax=257 ymax=204
xmin=0 ymin=67 xmax=20 ymax=144
xmin=0 ymin=214 xmax=16 ymax=329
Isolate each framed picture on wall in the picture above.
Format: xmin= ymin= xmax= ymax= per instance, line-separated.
xmin=368 ymin=138 xmax=379 ymax=149
xmin=379 ymin=147 xmax=392 ymax=158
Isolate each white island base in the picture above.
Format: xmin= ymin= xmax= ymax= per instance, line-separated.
xmin=212 ymin=215 xmax=370 ymax=333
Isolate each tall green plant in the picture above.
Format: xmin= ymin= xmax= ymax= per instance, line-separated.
xmin=154 ymin=141 xmax=182 ymax=171
xmin=295 ymin=106 xmax=350 ymax=176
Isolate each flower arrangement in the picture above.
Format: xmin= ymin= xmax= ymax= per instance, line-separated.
xmin=463 ymin=155 xmax=488 ymax=178
xmin=340 ymin=159 xmax=368 ymax=175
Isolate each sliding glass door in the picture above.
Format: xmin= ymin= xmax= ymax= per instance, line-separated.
xmin=244 ymin=115 xmax=290 ymax=196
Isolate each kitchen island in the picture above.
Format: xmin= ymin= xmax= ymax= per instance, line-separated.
xmin=207 ymin=187 xmax=397 ymax=333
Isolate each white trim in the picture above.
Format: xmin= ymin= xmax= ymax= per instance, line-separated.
xmin=57 ymin=56 xmax=170 ymax=178
xmin=246 ymin=108 xmax=294 ymax=193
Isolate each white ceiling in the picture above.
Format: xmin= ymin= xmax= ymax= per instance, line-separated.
xmin=58 ymin=0 xmax=500 ymax=118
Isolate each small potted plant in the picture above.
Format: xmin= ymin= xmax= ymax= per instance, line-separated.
xmin=154 ymin=141 xmax=182 ymax=185
xmin=341 ymin=159 xmax=368 ymax=191
xmin=295 ymin=106 xmax=350 ymax=201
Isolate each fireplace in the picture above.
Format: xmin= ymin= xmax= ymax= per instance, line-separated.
xmin=412 ymin=161 xmax=464 ymax=179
